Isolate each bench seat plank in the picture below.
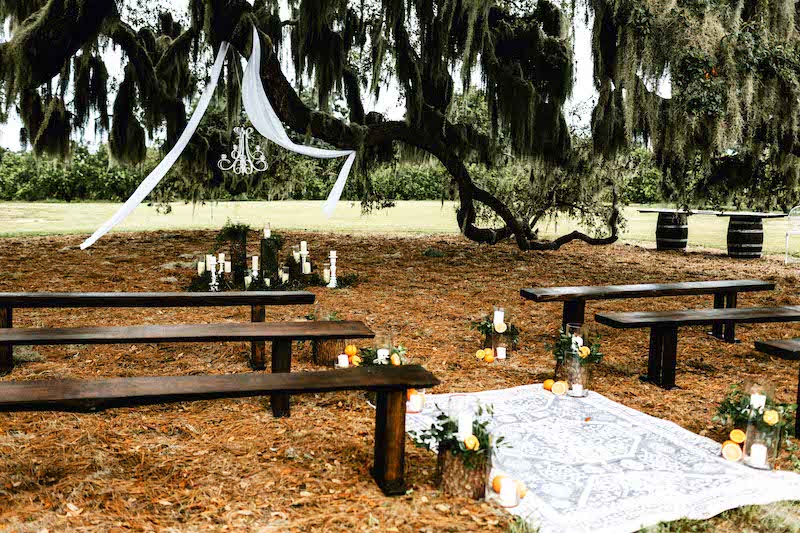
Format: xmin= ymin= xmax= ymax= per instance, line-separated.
xmin=0 ymin=365 xmax=440 ymax=411
xmin=754 ymin=339 xmax=800 ymax=360
xmin=0 ymin=321 xmax=374 ymax=346
xmin=0 ymin=291 xmax=315 ymax=308
xmin=596 ymin=306 xmax=800 ymax=329
xmin=521 ymin=280 xmax=774 ymax=302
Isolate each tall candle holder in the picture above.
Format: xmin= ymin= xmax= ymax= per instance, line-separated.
xmin=327 ymin=250 xmax=338 ymax=288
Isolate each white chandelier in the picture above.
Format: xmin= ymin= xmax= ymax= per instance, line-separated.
xmin=218 ymin=126 xmax=268 ymax=174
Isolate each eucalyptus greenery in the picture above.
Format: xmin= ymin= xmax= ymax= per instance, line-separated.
xmin=548 ymin=329 xmax=603 ymax=366
xmin=470 ymin=313 xmax=520 ymax=349
xmin=713 ymin=384 xmax=796 ymax=444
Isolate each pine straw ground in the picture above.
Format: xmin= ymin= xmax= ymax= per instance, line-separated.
xmin=2 ymin=230 xmax=800 ymax=532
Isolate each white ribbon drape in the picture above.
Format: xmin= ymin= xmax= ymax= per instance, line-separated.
xmin=81 ymin=25 xmax=356 ymax=249
xmin=80 ymin=42 xmax=230 ymax=249
xmin=242 ymin=27 xmax=355 ymax=217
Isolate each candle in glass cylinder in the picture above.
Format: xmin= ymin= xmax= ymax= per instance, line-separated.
xmin=197 ymin=261 xmax=206 ymax=275
xmin=750 ymin=393 xmax=767 ymax=410
xmin=263 ymin=223 xmax=271 ymax=239
xmin=300 ymin=241 xmax=308 ymax=252
xmin=749 ymin=443 xmax=768 ymax=468
xmin=498 ymin=479 xmax=519 ymax=508
xmin=264 ymin=277 xmax=271 ymax=287
xmin=224 ymin=261 xmax=232 ymax=274
xmin=457 ymin=410 xmax=474 ymax=441
xmin=282 ymin=272 xmax=289 ymax=283
xmin=496 ymin=346 xmax=507 ymax=359
xmin=408 ymin=392 xmax=424 ymax=413
xmin=206 ymin=254 xmax=215 ymax=266
xmin=493 ymin=307 xmax=505 ymax=326
xmin=292 ymin=246 xmax=301 ymax=262
xmin=252 ymin=255 xmax=259 ymax=272
xmin=244 ymin=275 xmax=252 ymax=288
xmin=323 ymin=267 xmax=331 ymax=283
xmin=337 ymin=354 xmax=349 ymax=368
xmin=303 ymin=261 xmax=311 ymax=275
xmin=218 ymin=252 xmax=225 ymax=264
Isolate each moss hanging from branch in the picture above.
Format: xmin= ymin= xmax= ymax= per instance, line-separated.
xmin=108 ymin=63 xmax=146 ymax=166
xmin=32 ymin=96 xmax=70 ymax=159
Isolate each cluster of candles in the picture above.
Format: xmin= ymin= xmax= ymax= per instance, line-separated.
xmin=492 ymin=307 xmax=507 ymax=360
xmin=197 ymin=253 xmax=231 ymax=276
xmin=288 ymin=240 xmax=338 ymax=286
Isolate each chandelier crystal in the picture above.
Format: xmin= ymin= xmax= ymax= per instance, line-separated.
xmin=218 ymin=126 xmax=268 ymax=174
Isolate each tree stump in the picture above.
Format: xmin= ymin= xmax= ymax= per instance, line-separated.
xmin=313 ymin=339 xmax=346 ymax=367
xmin=437 ymin=446 xmax=487 ymax=500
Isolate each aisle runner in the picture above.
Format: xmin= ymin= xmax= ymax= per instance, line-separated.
xmin=406 ymin=385 xmax=800 ymax=533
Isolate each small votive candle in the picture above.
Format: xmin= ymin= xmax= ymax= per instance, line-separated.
xmin=749 ymin=443 xmax=768 ymax=468
xmin=252 ymin=256 xmax=259 ymax=272
xmin=408 ymin=393 xmax=424 ymax=413
xmin=224 ymin=261 xmax=232 ymax=273
xmin=498 ymin=479 xmax=520 ymax=508
xmin=496 ymin=346 xmax=507 ymax=359
xmin=197 ymin=261 xmax=206 ymax=275
xmin=571 ymin=384 xmax=583 ymax=396
xmin=300 ymin=241 xmax=308 ymax=252
xmin=244 ymin=275 xmax=252 ymax=288
xmin=337 ymin=354 xmax=349 ymax=368
xmin=303 ymin=261 xmax=311 ymax=275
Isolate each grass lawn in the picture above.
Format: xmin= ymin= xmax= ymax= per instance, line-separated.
xmin=0 ymin=201 xmax=796 ymax=256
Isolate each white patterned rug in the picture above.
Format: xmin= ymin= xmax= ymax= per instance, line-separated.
xmin=406 ymin=385 xmax=800 ymax=533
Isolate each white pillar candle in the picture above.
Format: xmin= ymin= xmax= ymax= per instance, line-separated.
xmin=498 ymin=478 xmax=519 ymax=507
xmin=300 ymin=241 xmax=308 ymax=252
xmin=377 ymin=348 xmax=390 ymax=359
xmin=224 ymin=261 xmax=232 ymax=274
xmin=206 ymin=254 xmax=215 ymax=266
xmin=264 ymin=277 xmax=271 ymax=287
xmin=252 ymin=256 xmax=259 ymax=272
xmin=292 ymin=251 xmax=301 ymax=262
xmin=303 ymin=261 xmax=312 ymax=275
xmin=457 ymin=410 xmax=473 ymax=441
xmin=218 ymin=253 xmax=225 ymax=264
xmin=323 ymin=268 xmax=331 ymax=283
xmin=282 ymin=272 xmax=289 ymax=283
xmin=244 ymin=275 xmax=252 ymax=288
xmin=263 ymin=224 xmax=271 ymax=239
xmin=197 ymin=261 xmax=206 ymax=275
xmin=571 ymin=384 xmax=583 ymax=395
xmin=750 ymin=393 xmax=767 ymax=410
xmin=496 ymin=346 xmax=507 ymax=359
xmin=329 ymin=250 xmax=337 ymax=259
xmin=408 ymin=393 xmax=424 ymax=413
xmin=493 ymin=309 xmax=505 ymax=325
xmin=337 ymin=354 xmax=349 ymax=368
xmin=749 ymin=443 xmax=768 ymax=467
xmin=572 ymin=335 xmax=584 ymax=349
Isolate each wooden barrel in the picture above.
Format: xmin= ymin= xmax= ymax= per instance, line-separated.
xmin=655 ymin=213 xmax=688 ymax=250
xmin=727 ymin=216 xmax=764 ymax=259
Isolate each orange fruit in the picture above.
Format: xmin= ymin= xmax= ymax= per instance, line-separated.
xmin=390 ymin=353 xmax=402 ymax=366
xmin=484 ymin=348 xmax=494 ymax=358
xmin=491 ymin=475 xmax=507 ymax=493
xmin=344 ymin=345 xmax=358 ymax=357
xmin=721 ymin=440 xmax=743 ymax=462
xmin=543 ymin=379 xmax=555 ymax=391
xmin=729 ymin=429 xmax=746 ymax=444
xmin=484 ymin=352 xmax=495 ymax=363
xmin=407 ymin=389 xmax=418 ymax=400
xmin=464 ymin=434 xmax=480 ymax=451
xmin=475 ymin=349 xmax=486 ymax=361
xmin=516 ymin=481 xmax=528 ymax=499
xmin=578 ymin=346 xmax=591 ymax=358
xmin=551 ymin=381 xmax=568 ymax=396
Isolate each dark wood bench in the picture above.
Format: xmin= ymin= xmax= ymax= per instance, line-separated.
xmin=0 ymin=321 xmax=374 ymax=417
xmin=0 ymin=365 xmax=440 ymax=495
xmin=754 ymin=339 xmax=800 ymax=437
xmin=0 ymin=291 xmax=315 ymax=373
xmin=521 ymin=280 xmax=775 ymax=341
xmin=596 ymin=306 xmax=800 ymax=390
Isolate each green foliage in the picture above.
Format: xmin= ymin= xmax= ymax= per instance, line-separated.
xmin=713 ymin=384 xmax=796 ymax=444
xmin=548 ymin=328 xmax=603 ymax=366
xmin=620 ymin=148 xmax=664 ymax=204
xmin=359 ymin=344 xmax=408 ymax=366
xmin=410 ymin=404 xmax=505 ymax=470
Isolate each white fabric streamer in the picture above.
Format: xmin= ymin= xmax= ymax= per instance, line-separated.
xmin=80 ymin=42 xmax=231 ymax=249
xmin=242 ymin=26 xmax=356 ymax=217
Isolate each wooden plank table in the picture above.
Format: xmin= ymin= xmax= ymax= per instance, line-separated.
xmin=716 ymin=212 xmax=787 ymax=259
xmin=596 ymin=306 xmax=800 ymax=389
xmin=0 ymin=291 xmax=316 ymax=373
xmin=520 ymin=279 xmax=775 ymax=339
xmin=0 ymin=365 xmax=440 ymax=496
xmin=638 ymin=208 xmax=718 ymax=251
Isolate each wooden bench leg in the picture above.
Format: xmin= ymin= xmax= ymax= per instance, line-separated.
xmin=270 ymin=339 xmax=292 ymax=417
xmin=562 ymin=300 xmax=586 ymax=330
xmin=250 ymin=305 xmax=267 ymax=370
xmin=0 ymin=307 xmax=11 ymax=375
xmin=644 ymin=326 xmax=679 ymax=390
xmin=710 ymin=293 xmax=725 ymax=339
xmin=373 ymin=390 xmax=407 ymax=496
xmin=723 ymin=293 xmax=738 ymax=343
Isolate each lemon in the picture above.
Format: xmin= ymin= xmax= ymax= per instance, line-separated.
xmin=494 ymin=321 xmax=508 ymax=333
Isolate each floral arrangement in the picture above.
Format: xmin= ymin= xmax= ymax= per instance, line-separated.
xmin=714 ymin=384 xmax=795 ymax=443
xmin=410 ymin=404 xmax=504 ymax=470
xmin=549 ymin=328 xmax=603 ymax=366
xmin=470 ymin=314 xmax=520 ymax=349
xmin=358 ymin=344 xmax=409 ymax=366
